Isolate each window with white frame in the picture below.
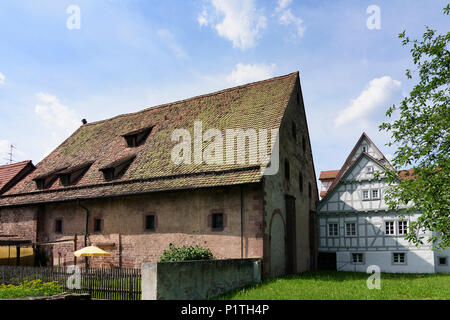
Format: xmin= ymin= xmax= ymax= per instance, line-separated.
xmin=385 ymin=221 xmax=395 ymax=235
xmin=346 ymin=222 xmax=356 ymax=237
xmin=362 ymin=190 xmax=370 ymax=200
xmin=398 ymin=220 xmax=408 ymax=235
xmin=328 ymin=223 xmax=338 ymax=237
xmin=352 ymin=253 xmax=364 ymax=264
xmin=362 ymin=146 xmax=367 ymax=152
xmin=393 ymin=252 xmax=406 ymax=264
xmin=372 ymin=189 xmax=380 ymax=199
xmin=366 ymin=166 xmax=374 ymax=173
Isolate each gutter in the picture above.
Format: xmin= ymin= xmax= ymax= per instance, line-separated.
xmin=77 ymin=200 xmax=90 ymax=268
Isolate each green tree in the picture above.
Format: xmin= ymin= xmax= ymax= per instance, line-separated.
xmin=379 ymin=4 xmax=450 ymax=250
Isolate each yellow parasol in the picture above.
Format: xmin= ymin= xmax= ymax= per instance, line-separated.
xmin=74 ymin=246 xmax=110 ymax=257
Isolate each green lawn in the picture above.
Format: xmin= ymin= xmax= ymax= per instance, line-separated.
xmin=217 ymin=271 xmax=450 ymax=300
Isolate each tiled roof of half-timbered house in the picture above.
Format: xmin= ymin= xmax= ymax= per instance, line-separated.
xmin=0 ymin=72 xmax=300 ymax=207
xmin=319 ymin=133 xmax=393 ymax=199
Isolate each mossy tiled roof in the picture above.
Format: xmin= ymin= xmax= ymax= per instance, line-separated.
xmin=0 ymin=72 xmax=298 ymax=207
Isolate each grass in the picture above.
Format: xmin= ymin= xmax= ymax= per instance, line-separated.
xmin=0 ymin=280 xmax=62 ymax=299
xmin=216 ymin=271 xmax=450 ymax=300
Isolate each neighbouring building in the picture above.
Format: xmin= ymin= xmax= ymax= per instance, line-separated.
xmin=0 ymin=72 xmax=319 ymax=277
xmin=0 ymin=161 xmax=35 ymax=265
xmin=317 ymin=133 xmax=450 ymax=273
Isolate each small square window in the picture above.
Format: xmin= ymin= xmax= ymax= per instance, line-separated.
xmin=398 ymin=220 xmax=408 ymax=235
xmin=393 ymin=252 xmax=406 ymax=264
xmin=55 ymin=219 xmax=63 ymax=234
xmin=328 ymin=223 xmax=338 ymax=237
xmin=366 ymin=166 xmax=374 ymax=173
xmin=352 ymin=253 xmax=364 ymax=264
xmin=346 ymin=223 xmax=356 ymax=237
xmin=145 ymin=215 xmax=155 ymax=231
xmin=362 ymin=190 xmax=370 ymax=200
xmin=94 ymin=218 xmax=103 ymax=233
xmin=439 ymin=257 xmax=447 ymax=266
xmin=385 ymin=221 xmax=395 ymax=235
xmin=212 ymin=213 xmax=224 ymax=230
xmin=372 ymin=189 xmax=380 ymax=199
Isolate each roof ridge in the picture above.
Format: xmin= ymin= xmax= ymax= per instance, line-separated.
xmin=0 ymin=160 xmax=31 ymax=169
xmin=83 ymin=72 xmax=299 ymax=127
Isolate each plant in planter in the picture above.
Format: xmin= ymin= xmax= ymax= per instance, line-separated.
xmin=159 ymin=243 xmax=214 ymax=262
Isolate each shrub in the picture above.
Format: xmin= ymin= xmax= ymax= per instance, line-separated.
xmin=0 ymin=280 xmax=62 ymax=299
xmin=160 ymin=243 xmax=214 ymax=262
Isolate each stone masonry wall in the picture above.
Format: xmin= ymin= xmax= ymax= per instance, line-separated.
xmin=13 ymin=184 xmax=265 ymax=269
xmin=263 ymin=76 xmax=318 ymax=277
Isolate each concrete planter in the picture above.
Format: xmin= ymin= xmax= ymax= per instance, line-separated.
xmin=142 ymin=258 xmax=261 ymax=300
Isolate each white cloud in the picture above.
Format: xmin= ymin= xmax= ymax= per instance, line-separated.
xmin=275 ymin=0 xmax=305 ymax=38
xmin=334 ymin=76 xmax=402 ymax=127
xmin=157 ymin=29 xmax=189 ymax=60
xmin=199 ymin=0 xmax=267 ymax=50
xmin=0 ymin=72 xmax=5 ymax=86
xmin=197 ymin=8 xmax=209 ymax=26
xmin=279 ymin=9 xmax=305 ymax=38
xmin=226 ymin=63 xmax=276 ymax=85
xmin=34 ymin=93 xmax=80 ymax=156
xmin=276 ymin=0 xmax=292 ymax=11
xmin=35 ymin=93 xmax=79 ymax=130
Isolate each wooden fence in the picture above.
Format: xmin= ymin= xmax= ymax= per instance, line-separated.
xmin=0 ymin=266 xmax=141 ymax=300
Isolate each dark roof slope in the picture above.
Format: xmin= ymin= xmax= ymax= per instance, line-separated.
xmin=0 ymin=72 xmax=299 ymax=207
xmin=0 ymin=161 xmax=35 ymax=194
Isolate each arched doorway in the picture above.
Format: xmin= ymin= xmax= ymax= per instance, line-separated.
xmin=269 ymin=209 xmax=286 ymax=277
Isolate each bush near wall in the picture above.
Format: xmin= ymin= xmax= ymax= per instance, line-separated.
xmin=159 ymin=243 xmax=214 ymax=262
xmin=0 ymin=280 xmax=62 ymax=299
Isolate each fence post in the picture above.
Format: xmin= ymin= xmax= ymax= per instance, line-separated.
xmin=129 ymin=276 xmax=133 ymax=300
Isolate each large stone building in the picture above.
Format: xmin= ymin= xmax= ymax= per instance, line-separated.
xmin=0 ymin=72 xmax=319 ymax=277
xmin=317 ymin=133 xmax=449 ymax=273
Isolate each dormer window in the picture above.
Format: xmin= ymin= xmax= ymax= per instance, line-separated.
xmin=58 ymin=162 xmax=93 ymax=187
xmin=33 ymin=166 xmax=69 ymax=190
xmin=99 ymin=154 xmax=136 ymax=181
xmin=122 ymin=126 xmax=153 ymax=148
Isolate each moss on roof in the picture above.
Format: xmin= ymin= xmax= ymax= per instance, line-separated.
xmin=0 ymin=72 xmax=298 ymax=206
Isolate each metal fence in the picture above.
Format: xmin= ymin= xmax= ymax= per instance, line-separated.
xmin=0 ymin=266 xmax=141 ymax=300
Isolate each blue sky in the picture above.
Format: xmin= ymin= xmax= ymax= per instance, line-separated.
xmin=0 ymin=0 xmax=449 ymax=185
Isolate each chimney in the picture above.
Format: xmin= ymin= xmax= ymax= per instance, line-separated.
xmin=82 ymin=119 xmax=87 ymax=125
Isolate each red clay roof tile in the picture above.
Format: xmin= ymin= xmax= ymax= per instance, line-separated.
xmin=0 ymin=72 xmax=299 ymax=206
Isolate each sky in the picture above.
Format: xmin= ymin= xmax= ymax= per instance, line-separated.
xmin=0 ymin=0 xmax=449 ymax=187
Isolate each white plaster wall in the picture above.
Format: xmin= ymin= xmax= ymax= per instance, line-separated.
xmin=336 ymin=250 xmax=435 ymax=273
xmin=434 ymin=248 xmax=450 ymax=273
